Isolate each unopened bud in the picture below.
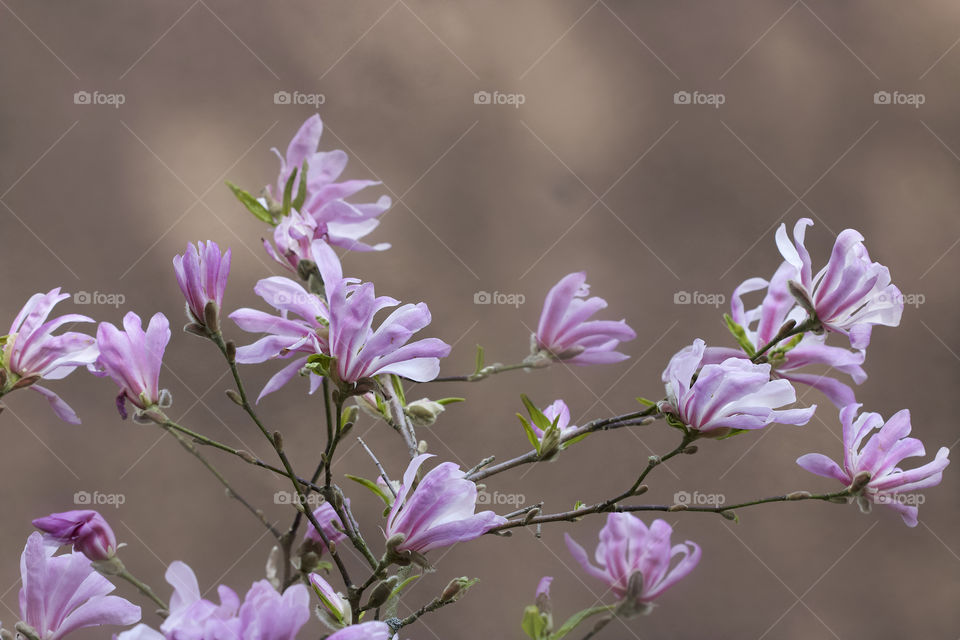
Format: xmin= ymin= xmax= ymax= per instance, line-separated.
xmin=272 ymin=431 xmax=283 ymax=451
xmin=668 ymin=504 xmax=688 ymax=512
xmin=682 ymin=445 xmax=699 ymax=455
xmin=367 ymin=576 xmax=400 ymax=609
xmin=523 ymin=508 xmax=541 ymax=524
xmin=404 ymin=398 xmax=445 ymax=427
xmin=719 ymin=510 xmax=737 ymax=521
xmin=440 ymin=576 xmax=476 ymax=602
xmin=226 ymin=389 xmax=243 ymax=405
xmin=632 ymin=484 xmax=649 ymax=497
xmin=225 ymin=340 xmax=237 ymax=363
xmin=417 ymin=440 xmax=428 ymax=454
xmin=237 ymin=450 xmax=258 ymax=464
xmin=786 ymin=491 xmax=812 ymax=501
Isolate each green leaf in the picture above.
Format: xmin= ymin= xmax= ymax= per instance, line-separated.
xmin=521 ymin=395 xmax=553 ymax=433
xmin=550 ymin=605 xmax=615 ymax=640
xmin=281 ymin=167 xmax=298 ymax=217
xmin=387 ymin=573 xmax=421 ymax=601
xmin=391 ymin=375 xmax=406 ymax=405
xmin=344 ymin=474 xmax=393 ymax=507
xmin=305 ymin=353 xmax=334 ymax=376
xmin=292 ymin=160 xmax=308 ymax=211
xmin=561 ymin=432 xmax=590 ymax=449
xmin=723 ymin=313 xmax=756 ymax=358
xmin=716 ymin=428 xmax=747 ymax=440
xmin=435 ymin=397 xmax=465 ymax=406
xmin=635 ymin=396 xmax=657 ymax=406
xmin=522 ymin=605 xmax=548 ymax=639
xmin=226 ymin=181 xmax=273 ymax=224
xmin=474 ymin=344 xmax=485 ymax=375
xmin=517 ymin=415 xmax=542 ymax=454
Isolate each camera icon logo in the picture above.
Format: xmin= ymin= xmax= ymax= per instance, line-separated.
xmin=673 ymin=91 xmax=691 ymax=105
xmin=74 ymin=490 xmax=92 ymax=505
xmin=73 ymin=291 xmax=92 ymax=305
xmin=673 ymin=291 xmax=692 ymax=304
xmin=274 ymin=90 xmax=292 ymax=105
xmin=74 ymin=91 xmax=92 ymax=105
xmin=673 ymin=491 xmax=691 ymax=505
xmin=873 ymin=91 xmax=891 ymax=105
xmin=474 ymin=91 xmax=492 ymax=105
xmin=274 ymin=491 xmax=292 ymax=505
xmin=474 ymin=291 xmax=492 ymax=304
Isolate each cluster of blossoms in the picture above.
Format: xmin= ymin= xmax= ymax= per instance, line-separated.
xmin=0 ymin=114 xmax=949 ymax=640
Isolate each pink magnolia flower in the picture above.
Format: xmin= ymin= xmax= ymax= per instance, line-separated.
xmin=797 ymin=403 xmax=950 ymax=527
xmin=776 ymin=218 xmax=903 ymax=349
xmin=9 ymin=532 xmax=140 ymax=640
xmin=703 ymin=262 xmax=867 ymax=407
xmin=118 ymin=561 xmax=310 ymax=640
xmin=230 ymin=274 xmax=331 ymax=401
xmin=304 ymin=501 xmax=349 ymax=549
xmin=326 ymin=622 xmax=394 ymax=640
xmin=660 ymin=339 xmax=816 ymax=436
xmin=172 ymin=241 xmax=231 ymax=328
xmin=565 ymin=514 xmax=700 ymax=607
xmin=263 ymin=209 xmax=322 ymax=273
xmin=93 ymin=312 xmax=171 ymax=420
xmin=308 ymin=573 xmax=350 ymax=627
xmin=385 ymin=454 xmax=507 ymax=556
xmin=0 ymin=288 xmax=98 ymax=424
xmin=32 ymin=510 xmax=117 ymax=562
xmin=323 ymin=253 xmax=450 ymax=386
xmin=534 ymin=272 xmax=636 ymax=365
xmin=266 ymin=115 xmax=391 ymax=255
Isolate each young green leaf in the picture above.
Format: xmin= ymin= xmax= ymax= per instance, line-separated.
xmin=723 ymin=313 xmax=756 ymax=357
xmin=226 ymin=181 xmax=273 ymax=224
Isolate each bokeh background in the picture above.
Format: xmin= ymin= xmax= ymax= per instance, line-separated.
xmin=2 ymin=2 xmax=959 ymax=638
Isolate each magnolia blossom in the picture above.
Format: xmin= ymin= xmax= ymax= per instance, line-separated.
xmin=776 ymin=218 xmax=903 ymax=349
xmin=118 ymin=561 xmax=310 ymax=640
xmin=8 ymin=532 xmax=140 ymax=639
xmin=322 ymin=253 xmax=450 ymax=386
xmin=303 ymin=501 xmax=349 ymax=549
xmin=326 ymin=622 xmax=394 ymax=640
xmin=93 ymin=312 xmax=171 ymax=420
xmin=797 ymin=403 xmax=950 ymax=527
xmin=266 ymin=115 xmax=390 ymax=255
xmin=565 ymin=514 xmax=700 ymax=607
xmin=309 ymin=573 xmax=350 ymax=627
xmin=32 ymin=510 xmax=117 ymax=562
xmin=704 ymin=262 xmax=867 ymax=407
xmin=0 ymin=288 xmax=98 ymax=424
xmin=534 ymin=272 xmax=635 ymax=365
xmin=173 ymin=241 xmax=231 ymax=328
xmin=661 ymin=339 xmax=816 ymax=435
xmin=385 ymin=454 xmax=507 ymax=556
xmin=230 ymin=274 xmax=331 ymax=401
xmin=263 ymin=209 xmax=322 ymax=273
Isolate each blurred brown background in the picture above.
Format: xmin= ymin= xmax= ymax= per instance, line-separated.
xmin=2 ymin=1 xmax=959 ymax=638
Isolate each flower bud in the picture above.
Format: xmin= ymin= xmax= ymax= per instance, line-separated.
xmin=366 ymin=575 xmax=400 ymax=609
xmin=309 ymin=572 xmax=351 ymax=627
xmin=32 ymin=510 xmax=117 ymax=562
xmin=404 ymin=398 xmax=445 ymax=427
